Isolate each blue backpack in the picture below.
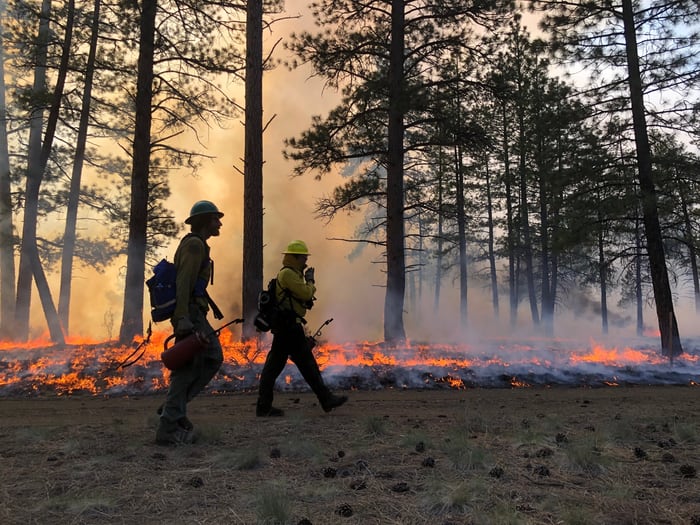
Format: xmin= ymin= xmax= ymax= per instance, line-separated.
xmin=146 ymin=259 xmax=178 ymax=322
xmin=145 ymin=234 xmax=224 ymax=322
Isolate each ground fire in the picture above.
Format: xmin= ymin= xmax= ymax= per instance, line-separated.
xmin=1 ymin=329 xmax=699 ymax=397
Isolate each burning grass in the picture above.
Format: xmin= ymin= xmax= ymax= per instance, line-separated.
xmin=2 ymin=332 xmax=700 ymax=396
xmin=1 ymin=387 xmax=699 ymax=524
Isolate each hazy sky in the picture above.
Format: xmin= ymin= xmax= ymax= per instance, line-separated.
xmin=33 ymin=5 xmax=700 ymax=345
xmin=58 ymin=8 xmax=392 ymax=342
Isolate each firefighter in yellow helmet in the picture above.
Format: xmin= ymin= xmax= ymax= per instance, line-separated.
xmin=256 ymin=240 xmax=348 ymax=416
xmin=156 ymin=200 xmax=225 ymax=445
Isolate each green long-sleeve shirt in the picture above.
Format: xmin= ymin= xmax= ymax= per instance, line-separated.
xmin=172 ymin=234 xmax=211 ymax=321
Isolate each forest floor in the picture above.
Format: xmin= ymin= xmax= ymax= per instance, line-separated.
xmin=1 ymin=386 xmax=699 ymax=525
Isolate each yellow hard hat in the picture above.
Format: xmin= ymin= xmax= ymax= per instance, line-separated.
xmin=283 ymin=240 xmax=310 ymax=255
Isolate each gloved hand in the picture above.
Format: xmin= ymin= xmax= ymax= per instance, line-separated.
xmin=174 ymin=316 xmax=195 ymax=337
xmin=305 ymin=335 xmax=317 ymax=351
xmin=304 ymin=267 xmax=315 ymax=283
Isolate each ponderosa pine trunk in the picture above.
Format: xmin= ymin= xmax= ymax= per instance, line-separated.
xmin=383 ymin=0 xmax=406 ymax=343
xmin=0 ymin=6 xmax=15 ymax=338
xmin=242 ymin=0 xmax=264 ymax=340
xmin=621 ymin=0 xmax=681 ymax=356
xmin=58 ymin=0 xmax=100 ymax=334
xmin=15 ymin=0 xmax=64 ymax=344
xmin=454 ymin=143 xmax=467 ymax=328
xmin=118 ymin=0 xmax=156 ymax=344
xmin=485 ymin=162 xmax=499 ymax=319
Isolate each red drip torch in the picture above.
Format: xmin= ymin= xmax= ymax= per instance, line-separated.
xmin=161 ymin=318 xmax=244 ymax=370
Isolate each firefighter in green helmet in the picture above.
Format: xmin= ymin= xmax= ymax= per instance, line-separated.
xmin=256 ymin=240 xmax=348 ymax=416
xmin=156 ymin=200 xmax=225 ymax=445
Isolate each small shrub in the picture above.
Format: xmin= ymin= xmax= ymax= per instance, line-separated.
xmin=559 ymin=504 xmax=599 ymax=525
xmin=672 ymin=422 xmax=699 ymax=444
xmin=442 ymin=433 xmax=489 ymax=472
xmin=281 ymin=435 xmax=324 ymax=463
xmin=604 ymin=419 xmax=638 ymax=443
xmin=364 ymin=415 xmax=387 ymax=436
xmin=460 ymin=411 xmax=490 ymax=434
xmin=254 ymin=483 xmax=292 ymax=525
xmin=400 ymin=429 xmax=430 ymax=450
xmin=563 ymin=437 xmax=609 ymax=474
xmin=210 ymin=449 xmax=262 ymax=470
xmin=424 ymin=479 xmax=487 ymax=514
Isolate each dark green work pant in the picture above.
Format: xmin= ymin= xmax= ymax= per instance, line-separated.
xmin=159 ymin=305 xmax=223 ymax=430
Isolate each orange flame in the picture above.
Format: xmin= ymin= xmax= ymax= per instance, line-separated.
xmin=1 ymin=332 xmax=699 ymax=395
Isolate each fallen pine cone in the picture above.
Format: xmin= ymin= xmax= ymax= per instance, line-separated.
xmin=680 ymin=464 xmax=697 ymax=478
xmin=335 ymin=503 xmax=353 ymax=517
xmin=661 ymin=453 xmax=676 ymax=463
xmin=634 ymin=447 xmax=647 ymax=459
xmin=489 ymin=466 xmax=504 ymax=478
xmin=187 ymin=476 xmax=204 ymax=488
xmin=391 ymin=482 xmax=410 ymax=493
xmin=533 ymin=465 xmax=550 ymax=477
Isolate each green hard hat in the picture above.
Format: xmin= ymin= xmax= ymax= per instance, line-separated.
xmin=185 ymin=200 xmax=224 ymax=224
xmin=283 ymin=240 xmax=310 ymax=255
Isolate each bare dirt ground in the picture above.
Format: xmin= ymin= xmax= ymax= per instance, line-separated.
xmin=1 ymin=386 xmax=699 ymax=525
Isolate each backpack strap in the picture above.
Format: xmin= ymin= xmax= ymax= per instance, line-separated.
xmin=180 ymin=232 xmax=223 ymax=319
xmin=276 ymin=266 xmax=294 ymax=308
xmin=206 ymin=292 xmax=224 ymax=320
xmin=276 ymin=266 xmax=308 ymax=325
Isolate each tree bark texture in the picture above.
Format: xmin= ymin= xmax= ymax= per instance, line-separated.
xmin=242 ymin=0 xmax=264 ymax=340
xmin=454 ymin=144 xmax=467 ymax=328
xmin=15 ymin=0 xmax=64 ymax=344
xmin=0 ymin=9 xmax=15 ymax=338
xmin=383 ymin=0 xmax=406 ymax=343
xmin=621 ymin=0 xmax=681 ymax=356
xmin=485 ymin=163 xmax=499 ymax=319
xmin=119 ymin=0 xmax=156 ymax=344
xmin=58 ymin=0 xmax=100 ymax=334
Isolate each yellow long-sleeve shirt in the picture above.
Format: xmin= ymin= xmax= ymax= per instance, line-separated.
xmin=276 ymin=253 xmax=316 ymax=320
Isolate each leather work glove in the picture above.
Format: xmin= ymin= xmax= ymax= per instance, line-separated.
xmin=304 ymin=267 xmax=315 ymax=283
xmin=174 ymin=316 xmax=195 ymax=337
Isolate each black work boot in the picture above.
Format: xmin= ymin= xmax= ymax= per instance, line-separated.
xmin=321 ymin=393 xmax=348 ymax=413
xmin=256 ymin=399 xmax=284 ymax=417
xmin=294 ymin=353 xmax=339 ymax=408
xmin=157 ymin=404 xmax=194 ymax=431
xmin=155 ymin=420 xmax=195 ymax=445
